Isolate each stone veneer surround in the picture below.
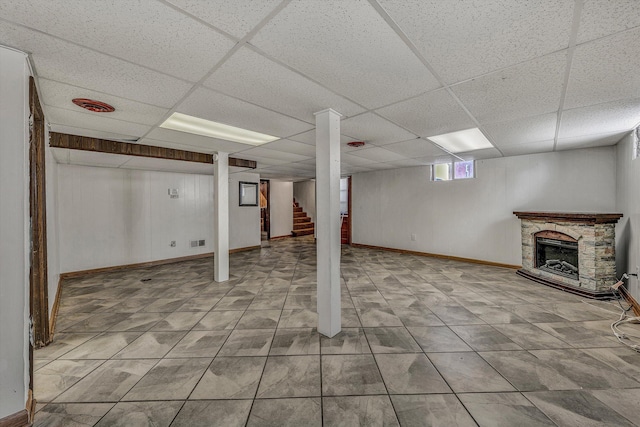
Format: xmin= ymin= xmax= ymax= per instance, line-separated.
xmin=514 ymin=212 xmax=623 ymax=298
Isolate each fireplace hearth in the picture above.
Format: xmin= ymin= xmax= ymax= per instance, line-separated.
xmin=514 ymin=212 xmax=623 ymax=299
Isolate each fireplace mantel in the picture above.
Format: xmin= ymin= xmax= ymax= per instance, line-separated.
xmin=514 ymin=211 xmax=623 ymax=299
xmin=513 ymin=211 xmax=623 ymax=224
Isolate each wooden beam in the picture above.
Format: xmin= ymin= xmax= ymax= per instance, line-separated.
xmin=229 ymin=157 xmax=257 ymax=169
xmin=50 ymin=132 xmax=214 ymax=164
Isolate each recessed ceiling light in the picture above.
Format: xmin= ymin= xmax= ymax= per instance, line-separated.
xmin=160 ymin=112 xmax=278 ymax=146
xmin=427 ymin=128 xmax=493 ymax=153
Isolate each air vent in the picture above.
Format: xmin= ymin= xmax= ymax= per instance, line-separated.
xmin=198 ymin=240 xmax=205 ymax=246
xmin=190 ymin=240 xmax=198 ymax=248
xmin=72 ymin=98 xmax=115 ymax=113
xmin=347 ymin=141 xmax=365 ymax=148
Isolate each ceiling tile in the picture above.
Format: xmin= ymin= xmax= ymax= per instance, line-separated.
xmin=341 ymin=153 xmax=379 ymax=166
xmin=559 ymin=98 xmax=640 ymax=139
xmin=376 ymin=89 xmax=475 ymax=137
xmin=483 ymin=113 xmax=558 ymax=147
xmin=414 ymin=154 xmax=457 ymax=165
xmin=288 ymin=129 xmax=353 ymax=146
xmin=383 ymin=138 xmax=448 ymax=158
xmin=0 ymin=22 xmax=191 ymax=107
xmin=166 ymin=0 xmax=282 ymax=38
xmin=46 ymin=106 xmax=151 ymax=137
xmin=235 ymin=147 xmax=311 ymax=163
xmin=565 ymin=28 xmax=640 ymax=109
xmin=457 ymin=147 xmax=503 ymax=161
xmin=576 ymin=0 xmax=640 ymax=44
xmin=499 ymin=140 xmax=555 ymax=157
xmin=204 ymin=47 xmax=365 ymax=122
xmin=340 ymin=113 xmax=416 ymax=146
xmin=39 ymin=78 xmax=168 ymax=126
xmin=378 ymin=0 xmax=574 ymax=84
xmin=49 ymin=124 xmax=142 ymax=143
xmin=260 ymin=139 xmax=316 ymax=157
xmin=251 ymin=0 xmax=440 ymax=108
xmin=145 ymin=128 xmax=250 ymax=154
xmin=348 ymin=146 xmax=407 ymax=163
xmin=452 ymin=51 xmax=566 ymax=124
xmin=382 ymin=159 xmax=430 ymax=168
xmin=177 ymin=87 xmax=313 ymax=138
xmin=556 ymin=131 xmax=627 ymax=151
xmin=1 ymin=0 xmax=234 ymax=81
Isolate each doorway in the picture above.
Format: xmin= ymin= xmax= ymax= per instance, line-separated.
xmin=340 ymin=176 xmax=352 ymax=244
xmin=260 ymin=180 xmax=270 ymax=240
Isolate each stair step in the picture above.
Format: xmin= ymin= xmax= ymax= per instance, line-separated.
xmin=293 ymin=222 xmax=313 ymax=230
xmin=292 ymin=228 xmax=314 ymax=237
xmin=294 ymin=216 xmax=310 ymax=223
xmin=294 ymin=212 xmax=307 ymax=218
xmin=294 ymin=207 xmax=303 ymax=213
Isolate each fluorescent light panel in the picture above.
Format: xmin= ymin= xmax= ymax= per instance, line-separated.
xmin=427 ymin=128 xmax=493 ymax=153
xmin=160 ymin=112 xmax=278 ymax=146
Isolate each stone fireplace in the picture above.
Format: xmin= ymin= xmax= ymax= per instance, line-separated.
xmin=513 ymin=212 xmax=623 ymax=299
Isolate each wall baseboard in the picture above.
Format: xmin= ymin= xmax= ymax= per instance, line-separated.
xmin=351 ymin=243 xmax=521 ymax=270
xmin=0 ymin=409 xmax=29 ymax=427
xmin=49 ymin=277 xmax=62 ymax=338
xmin=60 ymin=252 xmax=214 ymax=280
xmin=229 ymin=245 xmax=261 ymax=254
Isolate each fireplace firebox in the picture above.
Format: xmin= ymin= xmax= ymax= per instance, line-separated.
xmin=536 ymin=237 xmax=579 ymax=280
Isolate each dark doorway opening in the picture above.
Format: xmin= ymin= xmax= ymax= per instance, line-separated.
xmin=260 ymin=180 xmax=270 ymax=241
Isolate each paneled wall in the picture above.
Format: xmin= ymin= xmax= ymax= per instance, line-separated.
xmin=352 ymin=147 xmax=617 ymax=267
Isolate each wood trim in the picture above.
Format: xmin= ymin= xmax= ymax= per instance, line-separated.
xmin=229 ymin=245 xmax=261 ymax=254
xmin=60 ymin=253 xmax=214 ymax=280
xmin=513 ymin=211 xmax=623 ymax=224
xmin=534 ymin=230 xmax=578 ymax=243
xmin=0 ymin=409 xmax=29 ymax=427
xmin=26 ymin=390 xmax=35 ymax=423
xmin=50 ymin=132 xmax=213 ymax=164
xmin=29 ymin=76 xmax=51 ymax=350
xmin=269 ymin=235 xmax=292 ymax=240
xmin=229 ymin=157 xmax=257 ymax=169
xmin=351 ymin=243 xmax=521 ymax=270
xmin=49 ymin=277 xmax=63 ymax=338
xmin=347 ymin=176 xmax=352 ymax=245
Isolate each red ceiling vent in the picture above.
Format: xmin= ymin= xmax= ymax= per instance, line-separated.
xmin=72 ymin=98 xmax=115 ymax=113
xmin=347 ymin=141 xmax=365 ymax=148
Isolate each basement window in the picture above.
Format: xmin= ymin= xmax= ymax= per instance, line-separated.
xmin=431 ymin=161 xmax=475 ymax=181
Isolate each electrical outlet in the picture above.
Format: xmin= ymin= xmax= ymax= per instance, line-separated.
xmin=170 ymin=241 xmax=176 ymax=247
xmin=411 ymin=234 xmax=417 ymax=241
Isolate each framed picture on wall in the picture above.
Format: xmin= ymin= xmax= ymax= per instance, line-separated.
xmin=239 ymin=181 xmax=258 ymax=206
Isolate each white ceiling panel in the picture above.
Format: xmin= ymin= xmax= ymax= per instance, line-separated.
xmin=565 ymin=28 xmax=640 ymax=109
xmin=204 ymin=47 xmax=364 ymax=122
xmin=145 ymin=128 xmax=249 ymax=154
xmin=235 ymin=147 xmax=311 ymax=163
xmin=1 ymin=0 xmax=234 ymax=82
xmin=340 ymin=113 xmax=416 ymax=146
xmin=556 ymin=131 xmax=627 ymax=151
xmin=457 ymin=148 xmax=503 ymax=161
xmin=341 ymin=153 xmax=379 ymax=166
xmin=341 ymin=164 xmax=376 ymax=174
xmin=360 ymin=162 xmax=397 ymax=170
xmin=414 ymin=154 xmax=457 ymax=165
xmin=452 ymin=51 xmax=567 ymax=124
xmin=46 ymin=106 xmax=151 ymax=137
xmin=377 ymin=89 xmax=475 ymax=138
xmin=39 ymin=79 xmax=168 ymax=126
xmin=260 ymin=139 xmax=316 ymax=157
xmin=383 ymin=138 xmax=448 ymax=158
xmin=348 ymin=146 xmax=407 ymax=163
xmin=166 ymin=0 xmax=282 ymax=39
xmin=68 ymin=150 xmax=129 ymax=168
xmin=484 ymin=113 xmax=558 ymax=147
xmin=250 ymin=0 xmax=440 ymax=108
xmin=499 ymin=140 xmax=555 ymax=157
xmin=378 ymin=0 xmax=574 ymax=84
xmin=576 ymin=0 xmax=640 ymax=44
xmin=559 ymin=98 xmax=640 ymax=139
xmin=119 ymin=157 xmax=214 ymax=175
xmin=177 ymin=87 xmax=313 ymax=138
xmin=288 ymin=130 xmax=353 ymax=146
xmin=382 ymin=159 xmax=430 ymax=168
xmin=0 ymin=22 xmax=192 ymax=108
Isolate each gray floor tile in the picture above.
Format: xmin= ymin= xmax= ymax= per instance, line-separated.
xmin=407 ymin=326 xmax=472 ymax=352
xmin=191 ymin=356 xmax=266 ymax=399
xmin=166 ymin=330 xmax=230 ymax=358
xmin=33 ymin=403 xmax=114 ymax=427
xmin=320 ymin=328 xmax=370 ymax=354
xmin=35 ymin=359 xmax=105 ymax=402
xmin=428 ymin=352 xmax=516 ymax=393
xmin=247 ymin=397 xmax=322 ymax=427
xmin=458 ymin=392 xmax=555 ymax=426
xmin=364 ymin=327 xmax=422 ymax=353
xmin=269 ymin=328 xmax=320 ymax=355
xmin=113 ymin=331 xmax=186 ymax=359
xmin=492 ymin=323 xmax=570 ymax=349
xmin=194 ymin=310 xmax=244 ymax=330
xmin=323 ymin=395 xmax=399 ymax=426
xmin=150 ymin=311 xmax=207 ymax=331
xmin=171 ymin=400 xmax=252 ymax=427
xmin=59 ymin=332 xmax=142 ymax=359
xmin=236 ymin=309 xmax=282 ymax=329
xmin=94 ymin=401 xmax=183 ymax=427
xmin=449 ymin=325 xmax=523 ymax=351
xmin=590 ymin=388 xmax=640 ymax=425
xmin=256 ymin=355 xmax=321 ymax=398
xmin=321 ymin=354 xmax=386 ymax=396
xmin=375 ymin=353 xmax=451 ymax=394
xmin=218 ymin=329 xmax=275 ymax=356
xmin=356 ymin=307 xmax=404 ymax=327
xmin=122 ymin=358 xmax=211 ymax=400
xmin=391 ymin=394 xmax=476 ymax=427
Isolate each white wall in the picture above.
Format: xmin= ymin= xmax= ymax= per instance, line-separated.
xmin=229 ymin=172 xmax=261 ymax=249
xmin=616 ymin=133 xmax=640 ymax=299
xmin=0 ymin=47 xmax=30 ymax=419
xmin=270 ymin=180 xmax=293 ymax=238
xmin=45 ymin=126 xmax=60 ymax=315
xmin=353 ymin=147 xmax=617 ymax=266
xmin=293 ymin=179 xmax=316 ymax=224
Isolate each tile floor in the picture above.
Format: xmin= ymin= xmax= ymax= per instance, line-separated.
xmin=33 ymin=237 xmax=640 ymax=426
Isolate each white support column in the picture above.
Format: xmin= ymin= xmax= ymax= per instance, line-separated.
xmin=315 ymin=108 xmax=342 ymax=338
xmin=214 ymin=152 xmax=229 ymax=282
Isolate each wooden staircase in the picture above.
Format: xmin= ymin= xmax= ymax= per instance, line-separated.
xmin=291 ymin=199 xmax=314 ymax=237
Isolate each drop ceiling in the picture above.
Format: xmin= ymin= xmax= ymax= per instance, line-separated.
xmin=2 ymin=0 xmax=639 ymax=180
